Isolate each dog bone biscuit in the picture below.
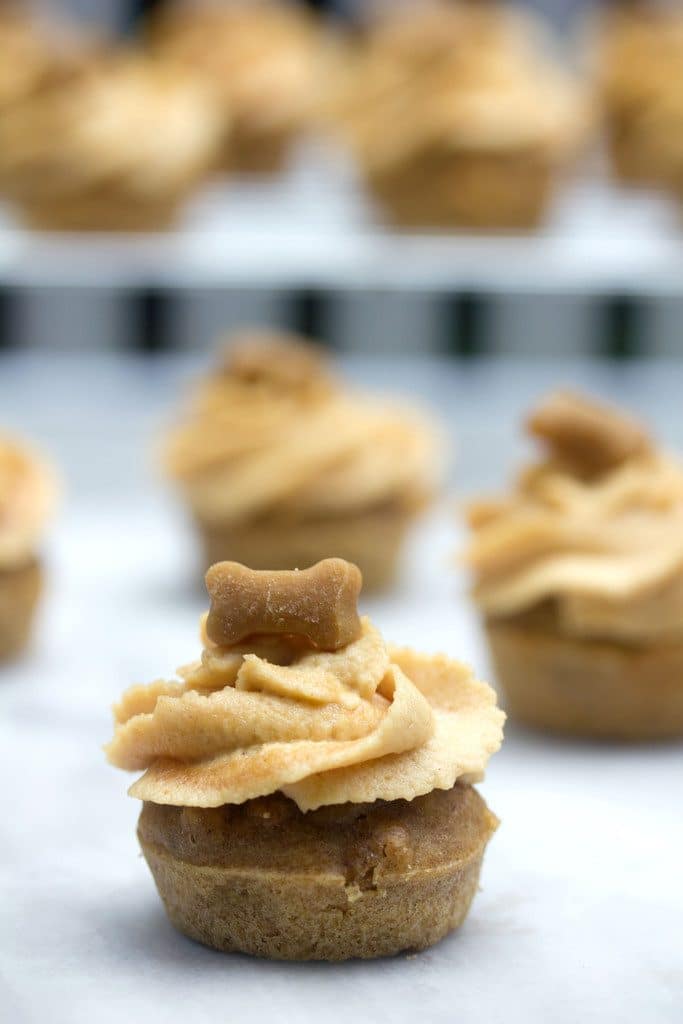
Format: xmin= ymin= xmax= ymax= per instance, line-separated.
xmin=205 ymin=558 xmax=363 ymax=650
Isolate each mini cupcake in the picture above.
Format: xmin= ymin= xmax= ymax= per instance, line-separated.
xmin=333 ymin=1 xmax=588 ymax=230
xmin=466 ymin=391 xmax=683 ymax=741
xmin=0 ymin=435 xmax=57 ymax=660
xmin=149 ymin=0 xmax=320 ymax=175
xmin=0 ymin=53 xmax=221 ymax=231
xmin=595 ymin=2 xmax=683 ymax=188
xmin=163 ymin=331 xmax=441 ymax=591
xmin=105 ymin=557 xmax=504 ymax=960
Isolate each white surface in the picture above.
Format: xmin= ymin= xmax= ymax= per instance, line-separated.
xmin=1 ymin=353 xmax=682 ymax=1024
xmin=1 ymin=155 xmax=683 ymax=294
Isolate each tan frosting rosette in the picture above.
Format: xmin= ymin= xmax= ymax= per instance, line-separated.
xmin=0 ymin=10 xmax=104 ymax=113
xmin=0 ymin=13 xmax=54 ymax=111
xmin=106 ymin=561 xmax=504 ymax=812
xmin=150 ymin=0 xmax=320 ymax=168
xmin=332 ymin=2 xmax=587 ymax=170
xmin=466 ymin=391 xmax=683 ymax=643
xmin=0 ymin=435 xmax=58 ymax=569
xmin=163 ymin=332 xmax=440 ymax=530
xmin=0 ymin=53 xmax=221 ymax=226
xmin=594 ymin=3 xmax=683 ymax=187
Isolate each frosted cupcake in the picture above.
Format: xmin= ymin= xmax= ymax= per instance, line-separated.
xmin=150 ymin=0 xmax=320 ymax=174
xmin=333 ymin=1 xmax=588 ymax=230
xmin=0 ymin=54 xmax=221 ymax=231
xmin=595 ymin=3 xmax=683 ymax=188
xmin=0 ymin=435 xmax=57 ymax=659
xmin=163 ymin=332 xmax=441 ymax=591
xmin=105 ymin=558 xmax=504 ymax=960
xmin=466 ymin=391 xmax=683 ymax=740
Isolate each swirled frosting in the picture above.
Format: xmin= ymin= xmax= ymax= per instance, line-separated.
xmin=596 ymin=5 xmax=683 ymax=184
xmin=106 ymin=615 xmax=504 ymax=812
xmin=331 ymin=2 xmax=587 ymax=169
xmin=0 ymin=14 xmax=54 ymax=110
xmin=466 ymin=392 xmax=683 ymax=643
xmin=597 ymin=5 xmax=683 ymax=118
xmin=0 ymin=12 xmax=101 ymax=112
xmin=151 ymin=1 xmax=319 ymax=137
xmin=0 ymin=54 xmax=220 ymax=205
xmin=163 ymin=332 xmax=440 ymax=527
xmin=0 ymin=435 xmax=58 ymax=568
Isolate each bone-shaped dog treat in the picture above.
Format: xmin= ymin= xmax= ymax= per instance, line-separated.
xmin=527 ymin=391 xmax=651 ymax=477
xmin=205 ymin=559 xmax=363 ymax=651
xmin=221 ymin=332 xmax=333 ymax=394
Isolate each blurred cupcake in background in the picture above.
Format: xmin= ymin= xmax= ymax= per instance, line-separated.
xmin=0 ymin=435 xmax=58 ymax=660
xmin=595 ymin=2 xmax=683 ymax=189
xmin=163 ymin=331 xmax=442 ymax=591
xmin=149 ymin=0 xmax=321 ymax=175
xmin=0 ymin=9 xmax=57 ymax=112
xmin=465 ymin=391 xmax=683 ymax=741
xmin=330 ymin=0 xmax=589 ymax=230
xmin=0 ymin=5 xmax=115 ymax=113
xmin=0 ymin=53 xmax=221 ymax=231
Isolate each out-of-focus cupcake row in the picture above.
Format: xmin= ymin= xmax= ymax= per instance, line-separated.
xmin=2 ymin=0 xmax=683 ymax=232
xmin=4 ymin=328 xmax=683 ymax=745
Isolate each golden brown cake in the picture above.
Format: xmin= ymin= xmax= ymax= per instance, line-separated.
xmin=0 ymin=53 xmax=221 ymax=231
xmin=465 ymin=391 xmax=683 ymax=740
xmin=163 ymin=331 xmax=441 ymax=590
xmin=330 ymin=1 xmax=588 ymax=230
xmin=149 ymin=0 xmax=320 ymax=175
xmin=595 ymin=2 xmax=683 ymax=189
xmin=0 ymin=435 xmax=57 ymax=660
xmin=105 ymin=558 xmax=504 ymax=960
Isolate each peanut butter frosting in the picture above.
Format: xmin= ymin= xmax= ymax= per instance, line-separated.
xmin=0 ymin=14 xmax=54 ymax=111
xmin=106 ymin=614 xmax=504 ymax=813
xmin=151 ymin=0 xmax=319 ymax=138
xmin=0 ymin=54 xmax=221 ymax=206
xmin=597 ymin=4 xmax=683 ymax=115
xmin=332 ymin=2 xmax=587 ymax=168
xmin=0 ymin=435 xmax=58 ymax=568
xmin=595 ymin=4 xmax=683 ymax=182
xmin=466 ymin=391 xmax=683 ymax=643
xmin=0 ymin=12 xmax=102 ymax=112
xmin=163 ymin=332 xmax=440 ymax=527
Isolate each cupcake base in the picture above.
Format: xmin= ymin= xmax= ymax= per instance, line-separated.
xmin=19 ymin=193 xmax=191 ymax=232
xmin=197 ymin=506 xmax=415 ymax=592
xmin=368 ymin=148 xmax=554 ymax=230
xmin=0 ymin=559 xmax=42 ymax=660
xmin=485 ymin=611 xmax=683 ymax=740
xmin=219 ymin=126 xmax=294 ymax=176
xmin=604 ymin=122 xmax=673 ymax=189
xmin=138 ymin=783 xmax=497 ymax=961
